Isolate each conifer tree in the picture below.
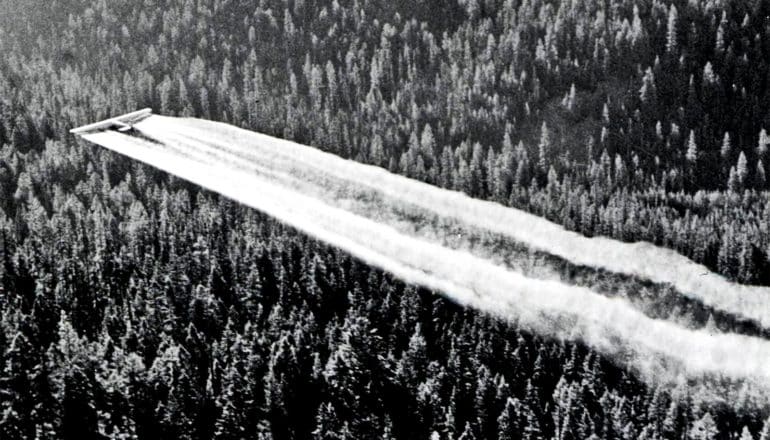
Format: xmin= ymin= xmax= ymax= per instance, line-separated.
xmin=727 ymin=166 xmax=739 ymax=192
xmin=496 ymin=399 xmax=518 ymax=440
xmin=538 ymin=122 xmax=551 ymax=172
xmin=740 ymin=426 xmax=755 ymax=440
xmin=759 ymin=416 xmax=770 ymax=440
xmin=736 ymin=152 xmax=749 ymax=187
xmin=757 ymin=161 xmax=766 ymax=189
xmin=688 ymin=413 xmax=718 ymax=440
xmin=721 ymin=132 xmax=731 ymax=159
xmin=457 ymin=422 xmax=476 ymax=440
xmin=666 ymin=5 xmax=679 ymax=54
xmin=639 ymin=68 xmax=656 ymax=105
xmin=758 ymin=129 xmax=769 ymax=159
xmin=686 ymin=131 xmax=698 ymax=164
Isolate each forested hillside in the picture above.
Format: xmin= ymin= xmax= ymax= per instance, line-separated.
xmin=0 ymin=0 xmax=769 ymax=438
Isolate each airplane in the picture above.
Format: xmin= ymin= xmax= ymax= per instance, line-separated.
xmin=70 ymin=108 xmax=152 ymax=135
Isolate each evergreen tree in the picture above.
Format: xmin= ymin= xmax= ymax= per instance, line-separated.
xmin=496 ymin=399 xmax=517 ymax=440
xmin=758 ymin=129 xmax=768 ymax=159
xmin=666 ymin=5 xmax=679 ymax=54
xmin=686 ymin=131 xmax=698 ymax=165
xmin=740 ymin=426 xmax=755 ymax=440
xmin=727 ymin=166 xmax=740 ymax=192
xmin=457 ymin=422 xmax=476 ymax=440
xmin=639 ymin=68 xmax=656 ymax=106
xmin=688 ymin=413 xmax=718 ymax=440
xmin=721 ymin=133 xmax=731 ymax=159
xmin=538 ymin=122 xmax=551 ymax=172
xmin=737 ymin=152 xmax=749 ymax=188
xmin=759 ymin=416 xmax=770 ymax=440
xmin=0 ymin=333 xmax=38 ymax=439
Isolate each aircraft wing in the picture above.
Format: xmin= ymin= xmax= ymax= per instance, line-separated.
xmin=70 ymin=108 xmax=152 ymax=135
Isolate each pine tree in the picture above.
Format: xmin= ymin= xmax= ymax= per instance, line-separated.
xmin=200 ymin=87 xmax=211 ymax=119
xmin=737 ymin=234 xmax=755 ymax=283
xmin=0 ymin=407 xmax=25 ymax=440
xmin=715 ymin=16 xmax=726 ymax=54
xmin=758 ymin=129 xmax=769 ymax=159
xmin=312 ymin=402 xmax=343 ymax=440
xmin=421 ymin=124 xmax=436 ymax=170
xmin=720 ymin=132 xmax=731 ymax=159
xmin=470 ymin=143 xmax=486 ymax=197
xmin=396 ymin=324 xmax=428 ymax=388
xmin=688 ymin=413 xmax=718 ymax=440
xmin=0 ymin=333 xmax=38 ymax=439
xmin=493 ymin=132 xmax=515 ymax=201
xmin=602 ymin=103 xmax=610 ymax=125
xmin=639 ymin=68 xmax=656 ymax=105
xmin=266 ymin=335 xmax=301 ymax=438
xmin=630 ymin=5 xmax=646 ymax=47
xmin=214 ymin=360 xmax=249 ymax=439
xmin=666 ymin=5 xmax=679 ymax=54
xmin=496 ymin=399 xmax=518 ymax=440
xmin=325 ymin=61 xmax=338 ymax=111
xmin=370 ymin=134 xmax=386 ymax=168
xmin=457 ymin=422 xmax=476 ymax=440
xmin=717 ymin=224 xmax=738 ymax=277
xmin=702 ymin=62 xmax=716 ymax=85
xmin=661 ymin=401 xmax=679 ymax=439
xmin=758 ymin=160 xmax=767 ymax=189
xmin=736 ymin=152 xmax=749 ymax=187
xmin=740 ymin=426 xmax=755 ymax=440
xmin=61 ymin=370 xmax=99 ymax=440
xmin=759 ymin=416 xmax=770 ymax=440
xmin=538 ymin=122 xmax=551 ymax=172
xmin=686 ymin=131 xmax=698 ymax=164
xmin=727 ymin=166 xmax=740 ymax=192
xmin=521 ymin=400 xmax=543 ymax=440
xmin=565 ymin=83 xmax=577 ymax=111
xmin=380 ymin=416 xmax=395 ymax=440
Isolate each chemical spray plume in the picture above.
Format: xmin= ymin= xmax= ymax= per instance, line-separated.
xmin=77 ymin=121 xmax=770 ymax=403
xmin=138 ymin=116 xmax=770 ymax=330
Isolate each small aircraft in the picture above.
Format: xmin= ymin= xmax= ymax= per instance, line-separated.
xmin=70 ymin=108 xmax=152 ymax=135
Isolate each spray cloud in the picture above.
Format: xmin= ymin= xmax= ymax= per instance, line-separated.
xmin=79 ymin=116 xmax=770 ymax=401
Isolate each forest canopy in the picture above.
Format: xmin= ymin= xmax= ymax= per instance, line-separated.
xmin=0 ymin=0 xmax=769 ymax=439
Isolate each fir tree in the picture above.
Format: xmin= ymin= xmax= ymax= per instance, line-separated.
xmin=538 ymin=122 xmax=551 ymax=172
xmin=736 ymin=152 xmax=749 ymax=187
xmin=666 ymin=5 xmax=679 ymax=54
xmin=740 ymin=426 xmax=755 ymax=440
xmin=686 ymin=131 xmax=698 ymax=164
xmin=688 ymin=413 xmax=718 ymax=440
xmin=721 ymin=132 xmax=731 ymax=159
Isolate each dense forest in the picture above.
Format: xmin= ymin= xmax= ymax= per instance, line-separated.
xmin=0 ymin=0 xmax=769 ymax=438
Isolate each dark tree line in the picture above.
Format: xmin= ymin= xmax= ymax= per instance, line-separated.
xmin=0 ymin=0 xmax=769 ymax=438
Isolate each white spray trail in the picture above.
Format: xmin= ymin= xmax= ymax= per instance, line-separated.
xmin=79 ymin=121 xmax=770 ymax=396
xmin=137 ymin=115 xmax=770 ymax=329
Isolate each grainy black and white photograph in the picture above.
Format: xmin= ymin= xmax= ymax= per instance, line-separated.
xmin=0 ymin=0 xmax=769 ymax=438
